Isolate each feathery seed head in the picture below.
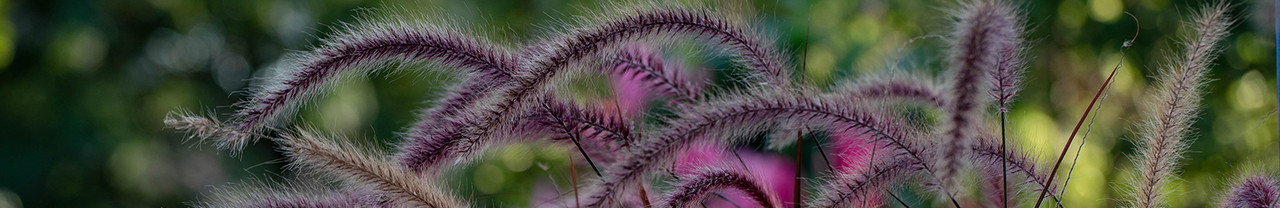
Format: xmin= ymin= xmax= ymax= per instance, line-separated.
xmin=660 ymin=167 xmax=779 ymax=208
xmin=220 ymin=10 xmax=518 ymax=152
xmin=281 ymin=128 xmax=468 ymax=207
xmin=586 ymin=86 xmax=929 ymax=206
xmin=1126 ymin=2 xmax=1233 ymax=207
xmin=192 ymin=179 xmax=391 ymax=208
xmin=396 ymin=4 xmax=795 ymax=175
xmin=1221 ymin=171 xmax=1280 ymax=208
xmin=937 ymin=0 xmax=1024 ymax=193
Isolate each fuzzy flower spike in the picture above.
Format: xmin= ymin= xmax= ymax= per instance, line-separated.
xmin=167 ymin=11 xmax=519 ymax=153
xmin=937 ymin=0 xmax=1023 ymax=194
xmin=1124 ymin=2 xmax=1233 ymax=207
xmin=1220 ymin=170 xmax=1280 ymax=208
xmin=395 ymin=4 xmax=794 ymax=174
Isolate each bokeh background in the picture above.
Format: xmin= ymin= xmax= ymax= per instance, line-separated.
xmin=0 ymin=0 xmax=1274 ymax=207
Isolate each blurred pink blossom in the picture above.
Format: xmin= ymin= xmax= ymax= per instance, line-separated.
xmin=674 ymin=142 xmax=796 ymax=207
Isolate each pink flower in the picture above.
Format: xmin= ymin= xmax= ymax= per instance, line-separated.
xmin=674 ymin=142 xmax=796 ymax=207
xmin=607 ymin=74 xmax=651 ymax=117
xmin=830 ymin=129 xmax=876 ymax=173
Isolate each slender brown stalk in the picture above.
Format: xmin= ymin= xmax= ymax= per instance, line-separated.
xmin=794 ymin=131 xmax=804 ymax=208
xmin=999 ymin=112 xmax=1008 ymax=207
xmin=1059 ymin=90 xmax=1112 ymax=207
xmin=639 ymin=181 xmax=653 ymax=208
xmin=1033 ymin=10 xmax=1144 ymax=208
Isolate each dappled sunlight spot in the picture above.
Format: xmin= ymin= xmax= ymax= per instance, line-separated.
xmin=147 ymin=0 xmax=210 ymax=29
xmin=536 ymin=143 xmax=570 ymax=165
xmin=48 ymin=27 xmax=107 ymax=74
xmin=1058 ymin=0 xmax=1089 ymax=29
xmin=146 ymin=81 xmax=198 ymax=128
xmin=1063 ymin=141 xmax=1112 ymax=208
xmin=106 ymin=140 xmax=171 ymax=199
xmin=1139 ymin=0 xmax=1169 ymax=11
xmin=1013 ymin=107 xmax=1063 ymax=162
xmin=0 ymin=18 xmax=11 ymax=71
xmin=1098 ymin=51 xmax=1141 ymax=93
xmin=811 ymin=0 xmax=848 ymax=34
xmin=854 ymin=30 xmax=907 ymax=75
xmin=1216 ymin=70 xmax=1278 ymax=156
xmin=1182 ymin=172 xmax=1224 ymax=207
xmin=264 ymin=0 xmax=313 ymax=47
xmin=0 ymin=188 xmax=18 ymax=208
xmin=500 ymin=143 xmax=535 ymax=172
xmin=806 ymin=47 xmax=837 ymax=84
xmin=1214 ymin=115 xmax=1251 ymax=155
xmin=108 ymin=141 xmax=148 ymax=191
xmin=847 ymin=15 xmax=882 ymax=46
xmin=1230 ymin=70 xmax=1268 ymax=111
xmin=1234 ymin=33 xmax=1267 ymax=64
xmin=1088 ymin=0 xmax=1124 ymax=23
xmin=1227 ymin=119 xmax=1276 ymax=157
xmin=309 ymin=79 xmax=377 ymax=135
xmin=474 ymin=163 xmax=507 ymax=194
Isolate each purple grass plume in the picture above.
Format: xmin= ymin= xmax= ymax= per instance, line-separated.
xmin=659 ymin=167 xmax=779 ymax=208
xmin=1125 ymin=2 xmax=1233 ymax=207
xmin=280 ymin=128 xmax=467 ymax=207
xmin=585 ymin=87 xmax=933 ymax=206
xmin=193 ymin=179 xmax=391 ymax=208
xmin=165 ymin=110 xmax=253 ymax=146
xmin=971 ymin=131 xmax=1062 ymax=205
xmin=608 ymin=43 xmax=707 ymax=103
xmin=1220 ymin=170 xmax=1280 ymax=208
xmin=161 ymin=1 xmax=1252 ymax=207
xmin=395 ymin=4 xmax=792 ymax=174
xmin=986 ymin=6 xmax=1029 ymax=112
xmin=936 ymin=0 xmax=1023 ymax=193
xmin=808 ymin=149 xmax=921 ymax=208
xmin=767 ymin=75 xmax=943 ymax=150
xmin=841 ymin=75 xmax=947 ymax=108
xmin=174 ymin=11 xmax=520 ymax=153
xmin=528 ymin=95 xmax=634 ymax=165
